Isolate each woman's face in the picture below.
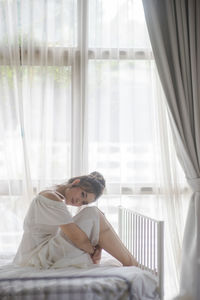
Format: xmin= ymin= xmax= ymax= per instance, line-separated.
xmin=65 ymin=186 xmax=96 ymax=206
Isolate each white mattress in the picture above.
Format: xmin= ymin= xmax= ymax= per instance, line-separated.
xmin=0 ymin=254 xmax=159 ymax=300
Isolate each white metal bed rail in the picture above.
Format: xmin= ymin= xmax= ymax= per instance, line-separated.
xmin=118 ymin=206 xmax=164 ymax=300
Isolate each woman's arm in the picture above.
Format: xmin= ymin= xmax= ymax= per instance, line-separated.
xmin=60 ymin=223 xmax=95 ymax=255
xmin=39 ymin=191 xmax=95 ymax=255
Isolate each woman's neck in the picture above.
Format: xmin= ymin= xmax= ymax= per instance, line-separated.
xmin=54 ymin=186 xmax=66 ymax=199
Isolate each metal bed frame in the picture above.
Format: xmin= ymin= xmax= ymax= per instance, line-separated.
xmin=118 ymin=206 xmax=164 ymax=300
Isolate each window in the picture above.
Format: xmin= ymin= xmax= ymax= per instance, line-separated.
xmin=88 ymin=0 xmax=156 ymax=193
xmin=87 ymin=0 xmax=187 ymax=228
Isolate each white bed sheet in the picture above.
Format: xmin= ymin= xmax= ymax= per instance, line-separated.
xmin=0 ymin=254 xmax=159 ymax=300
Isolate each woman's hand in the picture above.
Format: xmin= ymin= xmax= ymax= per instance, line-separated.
xmin=91 ymin=245 xmax=102 ymax=264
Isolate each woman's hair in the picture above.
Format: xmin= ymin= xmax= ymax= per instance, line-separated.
xmin=68 ymin=171 xmax=106 ymax=201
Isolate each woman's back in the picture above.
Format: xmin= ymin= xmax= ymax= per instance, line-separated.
xmin=13 ymin=194 xmax=74 ymax=268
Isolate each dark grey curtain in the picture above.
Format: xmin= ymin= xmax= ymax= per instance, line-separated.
xmin=142 ymin=1 xmax=200 ymax=299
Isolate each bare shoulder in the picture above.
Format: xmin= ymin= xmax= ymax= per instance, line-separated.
xmin=39 ymin=190 xmax=63 ymax=202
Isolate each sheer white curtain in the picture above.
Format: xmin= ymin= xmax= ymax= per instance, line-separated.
xmin=0 ymin=0 xmax=80 ymax=252
xmin=86 ymin=0 xmax=189 ymax=299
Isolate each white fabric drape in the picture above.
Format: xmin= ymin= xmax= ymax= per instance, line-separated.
xmin=87 ymin=1 xmax=189 ymax=299
xmin=142 ymin=1 xmax=200 ymax=299
xmin=0 ymin=0 xmax=83 ymax=252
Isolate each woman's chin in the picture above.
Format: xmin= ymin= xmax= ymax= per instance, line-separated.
xmin=68 ymin=202 xmax=77 ymax=207
xmin=65 ymin=199 xmax=78 ymax=207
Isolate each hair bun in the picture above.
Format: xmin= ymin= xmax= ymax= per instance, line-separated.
xmin=89 ymin=171 xmax=106 ymax=188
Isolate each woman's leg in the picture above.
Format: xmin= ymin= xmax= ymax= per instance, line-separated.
xmin=97 ymin=209 xmax=138 ymax=267
xmin=74 ymin=206 xmax=138 ymax=266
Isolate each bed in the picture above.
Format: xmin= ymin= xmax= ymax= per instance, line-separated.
xmin=0 ymin=207 xmax=164 ymax=300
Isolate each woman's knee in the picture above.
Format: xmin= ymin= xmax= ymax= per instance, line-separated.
xmin=73 ymin=206 xmax=100 ymax=222
xmin=81 ymin=206 xmax=100 ymax=217
xmin=73 ymin=206 xmax=100 ymax=244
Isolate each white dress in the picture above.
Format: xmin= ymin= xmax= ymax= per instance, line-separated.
xmin=13 ymin=194 xmax=100 ymax=269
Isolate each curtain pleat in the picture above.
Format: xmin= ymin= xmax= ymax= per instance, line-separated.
xmin=142 ymin=1 xmax=200 ymax=299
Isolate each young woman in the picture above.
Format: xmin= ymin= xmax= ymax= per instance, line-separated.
xmin=13 ymin=171 xmax=138 ymax=269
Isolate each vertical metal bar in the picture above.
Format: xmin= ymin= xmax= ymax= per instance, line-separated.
xmin=144 ymin=218 xmax=146 ymax=270
xmin=118 ymin=206 xmax=122 ymax=239
xmin=131 ymin=212 xmax=133 ymax=254
xmin=125 ymin=209 xmax=128 ymax=246
xmin=150 ymin=220 xmax=153 ymax=270
xmin=127 ymin=210 xmax=129 ymax=249
xmin=141 ymin=216 xmax=143 ymax=268
xmin=143 ymin=217 xmax=145 ymax=269
xmin=124 ymin=209 xmax=126 ymax=245
xmin=147 ymin=219 xmax=149 ymax=270
xmin=124 ymin=209 xmax=126 ymax=244
xmin=130 ymin=211 xmax=132 ymax=252
xmin=138 ymin=215 xmax=141 ymax=266
xmin=121 ymin=208 xmax=124 ymax=242
xmin=133 ymin=213 xmax=136 ymax=257
xmin=135 ymin=214 xmax=138 ymax=261
xmin=157 ymin=221 xmax=164 ymax=300
xmin=127 ymin=209 xmax=129 ymax=250
xmin=129 ymin=211 xmax=133 ymax=253
xmin=153 ymin=222 xmax=157 ymax=274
